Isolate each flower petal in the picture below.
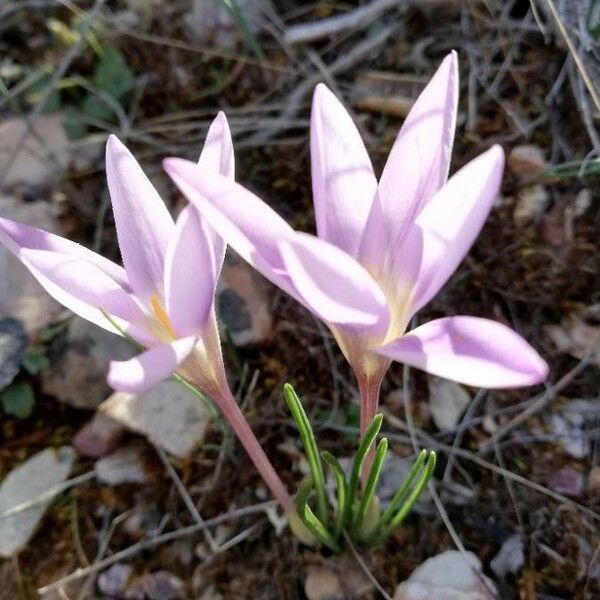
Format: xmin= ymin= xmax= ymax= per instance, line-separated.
xmin=311 ymin=83 xmax=377 ymax=256
xmin=377 ymin=316 xmax=549 ymax=388
xmin=359 ymin=52 xmax=459 ymax=270
xmin=0 ymin=217 xmax=129 ymax=288
xmin=279 ymin=232 xmax=389 ymax=333
xmin=197 ymin=111 xmax=235 ymax=178
xmin=408 ymin=145 xmax=505 ymax=314
xmin=163 ymin=158 xmax=295 ymax=292
xmin=107 ymin=337 xmax=197 ymax=393
xmin=106 ymin=135 xmax=175 ymax=299
xmin=18 ymin=248 xmax=145 ymax=331
xmin=165 ymin=207 xmax=217 ymax=336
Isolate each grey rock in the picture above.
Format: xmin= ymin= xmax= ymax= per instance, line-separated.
xmin=0 ymin=317 xmax=27 ymax=389
xmin=95 ymin=445 xmax=150 ymax=485
xmin=0 ymin=446 xmax=75 ymax=557
xmin=74 ymin=412 xmax=125 ymax=458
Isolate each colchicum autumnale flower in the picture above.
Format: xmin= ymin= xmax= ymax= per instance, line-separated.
xmin=164 ymin=52 xmax=549 ymax=434
xmin=0 ymin=114 xmax=294 ymax=514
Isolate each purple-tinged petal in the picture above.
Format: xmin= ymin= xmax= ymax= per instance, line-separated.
xmin=107 ymin=337 xmax=197 ymax=393
xmin=408 ymin=145 xmax=505 ymax=314
xmin=165 ymin=207 xmax=217 ymax=337
xmin=377 ymin=316 xmax=549 ymax=388
xmin=0 ymin=217 xmax=129 ymax=288
xmin=359 ymin=51 xmax=459 ymax=270
xmin=164 ymin=158 xmax=296 ymax=293
xmin=198 ymin=111 xmax=235 ymax=178
xmin=19 ymin=248 xmax=145 ymax=332
xmin=106 ymin=135 xmax=175 ymax=300
xmin=311 ymin=83 xmax=377 ymax=256
xmin=279 ymin=233 xmax=389 ymax=333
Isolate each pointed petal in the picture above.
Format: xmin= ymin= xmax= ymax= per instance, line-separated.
xmin=408 ymin=145 xmax=505 ymax=314
xmin=165 ymin=207 xmax=217 ymax=336
xmin=106 ymin=135 xmax=175 ymax=299
xmin=279 ymin=233 xmax=389 ymax=333
xmin=197 ymin=111 xmax=235 ymax=178
xmin=0 ymin=217 xmax=129 ymax=288
xmin=107 ymin=337 xmax=197 ymax=393
xmin=163 ymin=158 xmax=296 ymax=293
xmin=311 ymin=83 xmax=377 ymax=256
xmin=19 ymin=248 xmax=145 ymax=331
xmin=359 ymin=52 xmax=458 ymax=268
xmin=377 ymin=316 xmax=549 ymax=388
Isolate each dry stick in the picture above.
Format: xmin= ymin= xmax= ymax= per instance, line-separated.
xmin=542 ymin=0 xmax=600 ymax=112
xmin=343 ymin=531 xmax=393 ymax=600
xmin=247 ymin=22 xmax=399 ymax=146
xmin=37 ymin=502 xmax=274 ymax=595
xmin=0 ymin=0 xmax=106 ymax=189
xmin=400 ymin=365 xmax=498 ymax=599
xmin=153 ymin=445 xmax=218 ymax=552
xmin=382 ymin=410 xmax=600 ymax=523
xmin=284 ymin=0 xmax=402 ymax=45
xmin=479 ymin=351 xmax=596 ymax=453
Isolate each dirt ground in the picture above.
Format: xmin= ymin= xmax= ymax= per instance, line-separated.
xmin=0 ymin=1 xmax=599 ymax=599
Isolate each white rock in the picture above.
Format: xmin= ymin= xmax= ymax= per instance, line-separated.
xmin=394 ymin=550 xmax=496 ymax=600
xmin=94 ymin=444 xmax=149 ymax=485
xmin=0 ymin=114 xmax=70 ymax=188
xmin=0 ymin=447 xmax=75 ymax=557
xmin=513 ymin=184 xmax=549 ymax=227
xmin=508 ymin=144 xmax=547 ymax=179
xmin=428 ymin=376 xmax=471 ymax=431
xmin=490 ymin=534 xmax=524 ymax=578
xmin=0 ymin=194 xmax=63 ymax=335
xmin=100 ymin=381 xmax=212 ymax=458
xmin=304 ymin=567 xmax=343 ymax=600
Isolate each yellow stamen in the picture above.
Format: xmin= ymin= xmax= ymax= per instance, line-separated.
xmin=150 ymin=295 xmax=177 ymax=339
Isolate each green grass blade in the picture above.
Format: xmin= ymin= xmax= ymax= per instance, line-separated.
xmin=374 ymin=450 xmax=437 ymax=544
xmin=219 ymin=0 xmax=264 ymax=61
xmin=284 ymin=383 xmax=329 ymax=524
xmin=345 ymin=413 xmax=383 ymax=529
xmin=352 ymin=437 xmax=388 ymax=536
xmin=321 ymin=450 xmax=348 ymax=540
xmin=379 ymin=449 xmax=428 ymax=525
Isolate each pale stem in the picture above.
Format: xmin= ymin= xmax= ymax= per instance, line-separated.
xmin=357 ymin=372 xmax=385 ymax=487
xmin=203 ymin=381 xmax=296 ymax=515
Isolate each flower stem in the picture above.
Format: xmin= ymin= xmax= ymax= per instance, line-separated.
xmin=206 ymin=383 xmax=295 ymax=515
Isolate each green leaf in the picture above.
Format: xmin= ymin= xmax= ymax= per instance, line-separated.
xmin=284 ymin=383 xmax=329 ymax=525
xmin=345 ymin=413 xmax=383 ymax=529
xmin=218 ymin=0 xmax=264 ymax=61
xmin=21 ymin=348 xmax=49 ymax=375
xmin=81 ymin=93 xmax=113 ymax=121
xmin=92 ymin=46 xmax=134 ymax=100
xmin=24 ymin=71 xmax=61 ymax=112
xmin=1 ymin=382 xmax=35 ymax=418
xmin=321 ymin=450 xmax=348 ymax=540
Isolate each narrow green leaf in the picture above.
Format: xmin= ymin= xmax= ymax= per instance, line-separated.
xmin=295 ymin=478 xmax=340 ymax=552
xmin=345 ymin=413 xmax=383 ymax=529
xmin=1 ymin=382 xmax=35 ymax=419
xmin=353 ymin=437 xmax=388 ymax=536
xmin=373 ymin=450 xmax=437 ymax=544
xmin=284 ymin=383 xmax=328 ymax=525
xmin=219 ymin=0 xmax=264 ymax=61
xmin=321 ymin=450 xmax=348 ymax=540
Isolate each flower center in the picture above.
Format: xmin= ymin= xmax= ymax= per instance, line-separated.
xmin=150 ymin=294 xmax=177 ymax=339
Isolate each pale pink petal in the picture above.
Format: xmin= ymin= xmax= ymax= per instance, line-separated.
xmin=19 ymin=248 xmax=145 ymax=332
xmin=163 ymin=158 xmax=296 ymax=294
xmin=377 ymin=316 xmax=549 ymax=388
xmin=0 ymin=217 xmax=129 ymax=288
xmin=107 ymin=337 xmax=197 ymax=393
xmin=198 ymin=111 xmax=235 ymax=178
xmin=106 ymin=136 xmax=175 ymax=299
xmin=311 ymin=83 xmax=377 ymax=256
xmin=279 ymin=233 xmax=389 ymax=333
xmin=359 ymin=52 xmax=459 ymax=270
xmin=165 ymin=207 xmax=217 ymax=337
xmin=408 ymin=145 xmax=505 ymax=314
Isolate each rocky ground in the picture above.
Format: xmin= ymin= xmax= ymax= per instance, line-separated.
xmin=0 ymin=1 xmax=599 ymax=599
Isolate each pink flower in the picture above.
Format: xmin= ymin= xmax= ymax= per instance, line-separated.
xmin=164 ymin=52 xmax=548 ymax=433
xmin=0 ymin=114 xmax=294 ymax=513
